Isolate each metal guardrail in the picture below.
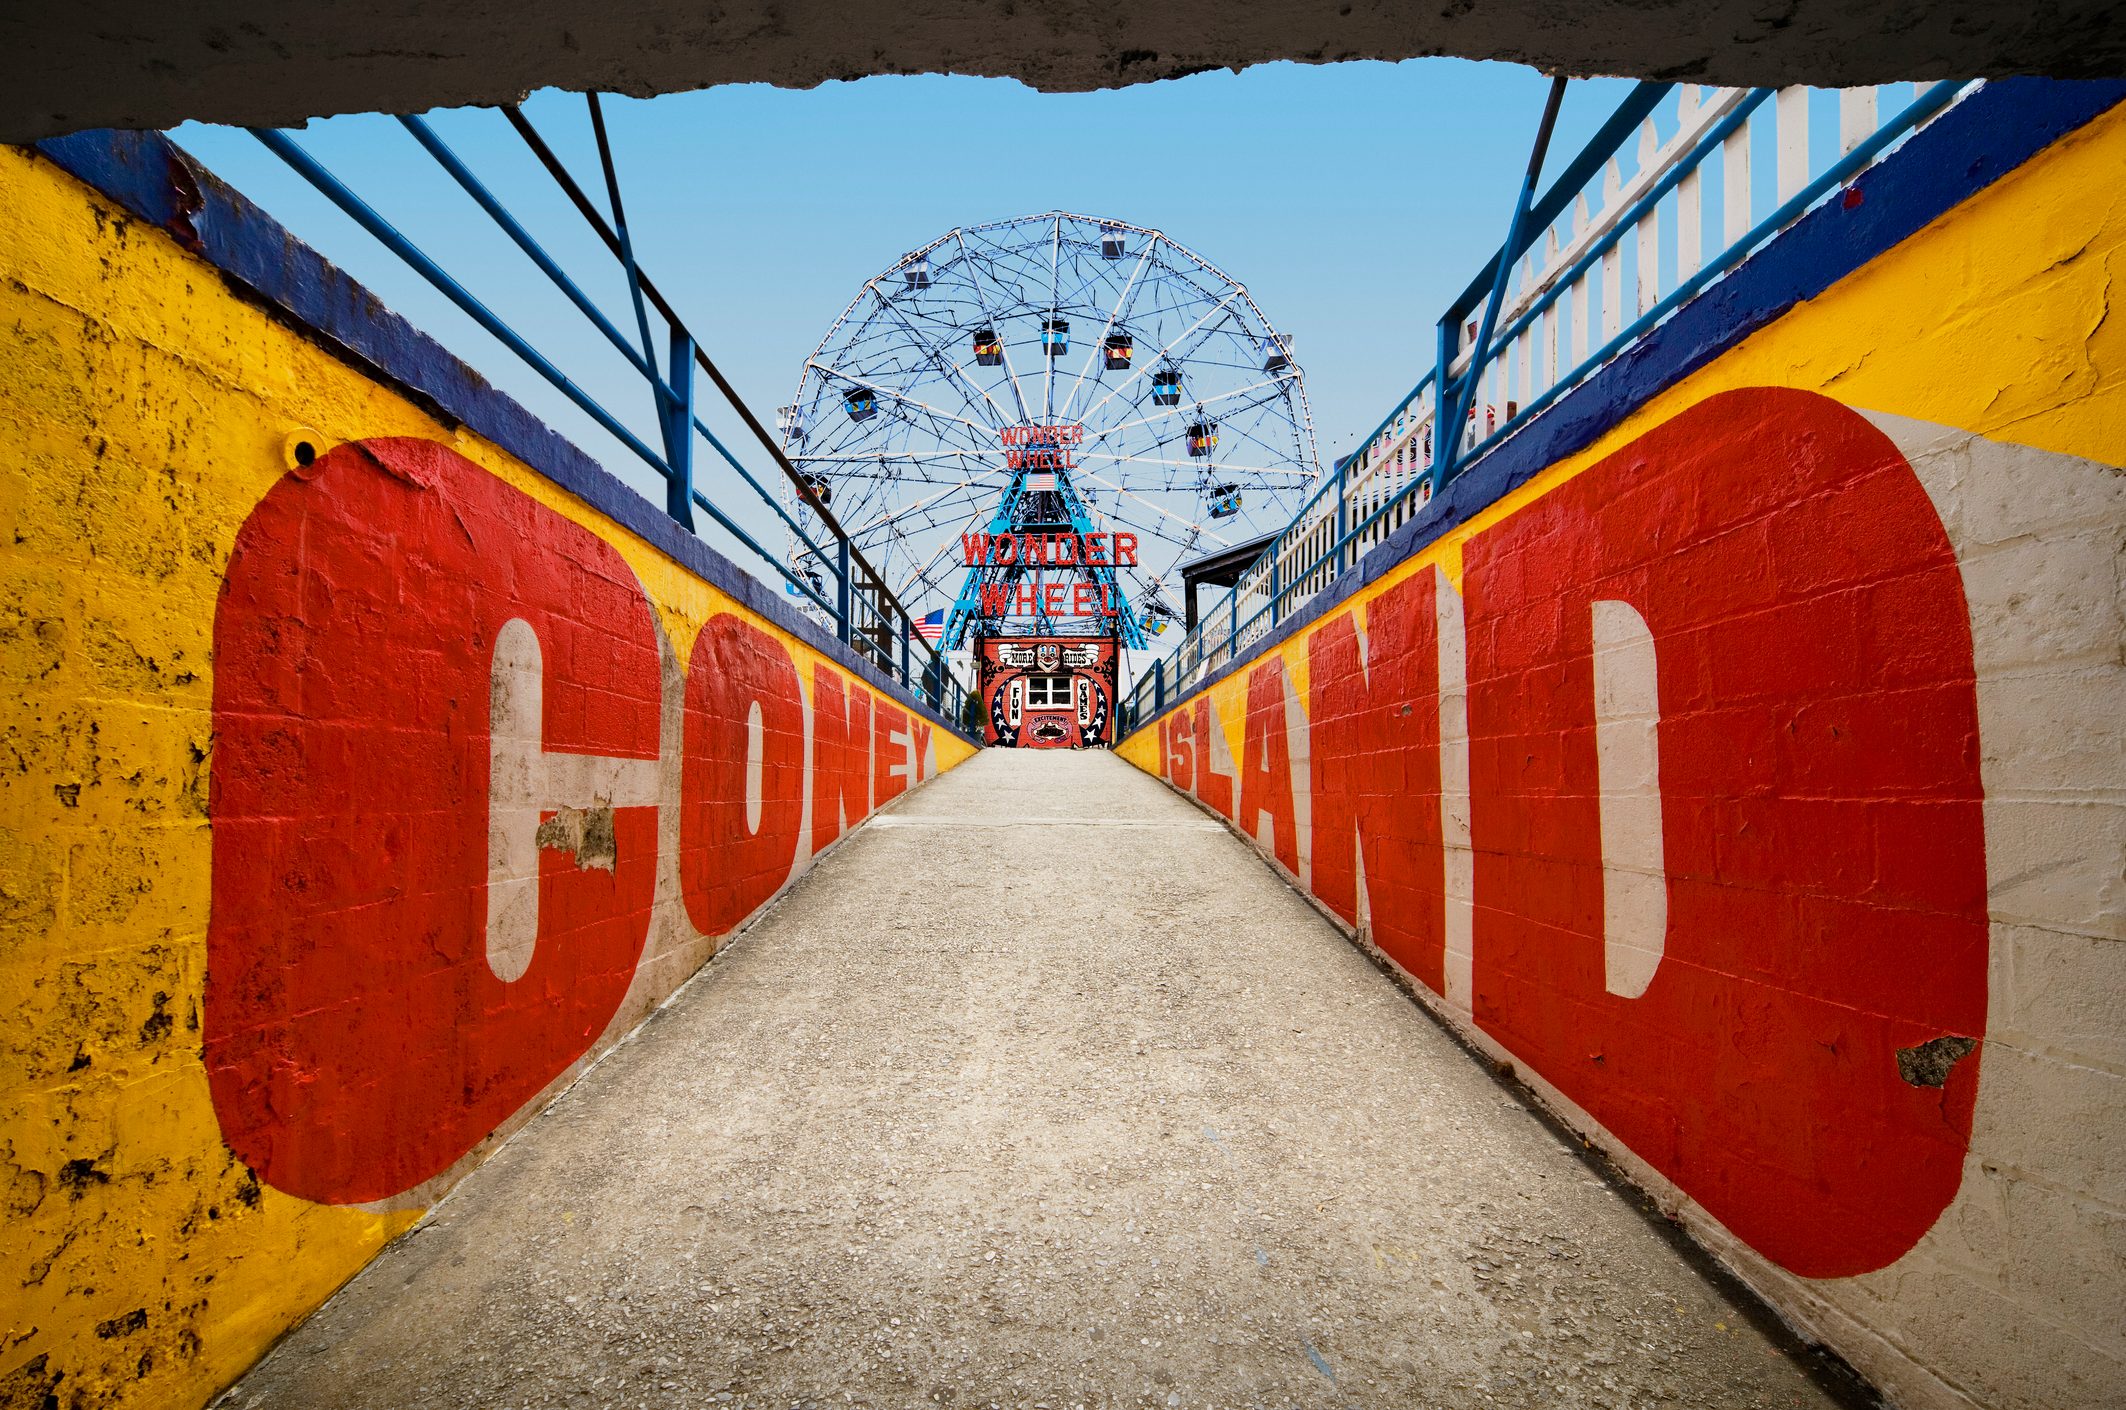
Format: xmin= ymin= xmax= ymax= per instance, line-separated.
xmin=1122 ymin=77 xmax=1970 ymax=733
xmin=239 ymin=96 xmax=972 ymax=731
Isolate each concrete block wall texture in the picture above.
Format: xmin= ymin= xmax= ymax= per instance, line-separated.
xmin=0 ymin=141 xmax=974 ymax=1409
xmin=1117 ymin=85 xmax=2126 ymax=1410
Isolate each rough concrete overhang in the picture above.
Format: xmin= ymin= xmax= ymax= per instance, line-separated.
xmin=6 ymin=1 xmax=2125 ymax=141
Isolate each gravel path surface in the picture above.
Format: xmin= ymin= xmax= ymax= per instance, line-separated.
xmin=223 ymin=749 xmax=1862 ymax=1410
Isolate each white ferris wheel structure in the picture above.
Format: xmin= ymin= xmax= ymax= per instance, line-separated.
xmin=776 ymin=211 xmax=1323 ymax=644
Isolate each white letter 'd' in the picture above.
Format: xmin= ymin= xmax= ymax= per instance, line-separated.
xmin=1591 ymin=600 xmax=1665 ymax=999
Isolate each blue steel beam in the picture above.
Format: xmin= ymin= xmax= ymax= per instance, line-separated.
xmin=1432 ymin=75 xmax=1568 ymax=490
xmin=247 ymin=125 xmax=673 ymax=482
xmin=248 ymin=117 xmax=948 ymax=690
xmin=497 ymin=103 xmax=962 ymax=689
xmin=586 ymin=94 xmax=665 ymax=397
xmin=941 ymin=461 xmax=1145 ymax=652
xmin=396 ymin=113 xmax=659 ymax=388
xmin=1124 ymin=78 xmax=1967 ymax=721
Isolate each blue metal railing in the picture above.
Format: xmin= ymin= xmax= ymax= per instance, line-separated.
xmin=240 ymin=96 xmax=972 ymax=732
xmin=1120 ymin=77 xmax=1969 ymax=735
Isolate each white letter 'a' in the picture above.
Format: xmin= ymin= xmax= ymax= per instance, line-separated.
xmin=1591 ymin=600 xmax=1665 ymax=1000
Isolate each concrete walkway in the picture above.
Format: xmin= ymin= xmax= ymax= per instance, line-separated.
xmin=225 ymin=750 xmax=1859 ymax=1410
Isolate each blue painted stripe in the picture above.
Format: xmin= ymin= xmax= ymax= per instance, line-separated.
xmin=1119 ymin=76 xmax=2126 ymax=742
xmin=28 ymin=128 xmax=974 ymax=740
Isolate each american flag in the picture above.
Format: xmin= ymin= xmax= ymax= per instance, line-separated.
xmin=912 ymin=609 xmax=948 ymax=643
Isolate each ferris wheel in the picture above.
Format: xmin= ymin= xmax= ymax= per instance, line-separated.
xmin=776 ymin=212 xmax=1321 ymax=636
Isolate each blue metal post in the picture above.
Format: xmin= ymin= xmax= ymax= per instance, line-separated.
xmin=900 ymin=614 xmax=911 ymax=687
xmin=661 ymin=330 xmax=696 ymax=529
xmin=1269 ymin=554 xmax=1281 ymax=628
xmin=836 ymin=537 xmax=852 ymax=644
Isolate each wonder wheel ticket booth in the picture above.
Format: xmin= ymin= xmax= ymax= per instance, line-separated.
xmin=978 ymin=637 xmax=1118 ymax=749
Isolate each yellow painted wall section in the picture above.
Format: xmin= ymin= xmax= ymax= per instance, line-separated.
xmin=1122 ymin=103 xmax=2126 ymax=1410
xmin=0 ymin=143 xmax=972 ymax=1410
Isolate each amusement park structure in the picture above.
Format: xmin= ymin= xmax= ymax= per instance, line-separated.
xmin=778 ymin=212 xmax=1322 ymax=745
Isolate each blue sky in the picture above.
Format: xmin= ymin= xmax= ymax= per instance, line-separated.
xmin=172 ymin=60 xmax=1634 ymax=596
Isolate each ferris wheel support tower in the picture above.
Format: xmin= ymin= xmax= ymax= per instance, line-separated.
xmin=943 ymin=446 xmax=1146 ymax=651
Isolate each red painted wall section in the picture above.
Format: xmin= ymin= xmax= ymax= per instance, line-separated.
xmin=1237 ymin=657 xmax=1299 ymax=877
xmin=810 ymin=665 xmax=872 ymax=854
xmin=873 ymin=699 xmax=911 ymax=806
xmin=1190 ymin=694 xmax=1235 ymax=820
xmin=1306 ymin=569 xmax=1448 ymax=995
xmin=1135 ymin=388 xmax=1995 ymax=1282
xmin=1461 ymin=388 xmax=1987 ymax=1277
xmin=204 ymin=441 xmax=960 ymax=1208
xmin=681 ymin=613 xmax=805 ymax=938
xmin=206 ymin=439 xmax=661 ymax=1205
xmin=1161 ymin=712 xmax=1191 ymax=792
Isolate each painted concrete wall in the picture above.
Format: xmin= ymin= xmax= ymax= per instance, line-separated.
xmin=0 ymin=141 xmax=974 ymax=1409
xmin=1119 ymin=88 xmax=2126 ymax=1410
